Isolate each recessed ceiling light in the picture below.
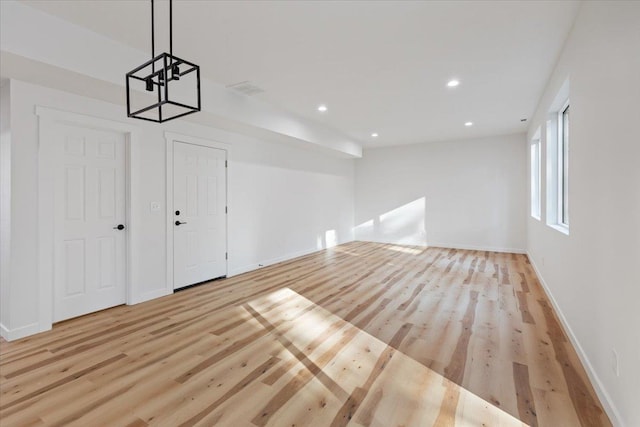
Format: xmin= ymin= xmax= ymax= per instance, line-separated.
xmin=371 ymin=133 xmax=378 ymax=138
xmin=464 ymin=122 xmax=473 ymax=127
xmin=317 ymin=104 xmax=328 ymax=112
xmin=447 ymin=79 xmax=460 ymax=88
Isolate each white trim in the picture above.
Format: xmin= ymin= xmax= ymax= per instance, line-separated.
xmin=229 ymin=245 xmax=320 ymax=277
xmin=37 ymin=115 xmax=56 ymax=331
xmin=35 ymin=106 xmax=137 ymax=133
xmin=545 ymin=84 xmax=570 ymax=235
xmin=530 ymin=129 xmax=542 ymax=221
xmin=164 ymin=132 xmax=231 ymax=151
xmin=133 ymin=288 xmax=171 ymax=305
xmin=164 ymin=131 xmax=230 ymax=291
xmin=548 ymin=223 xmax=569 ymax=236
xmin=1 ymin=322 xmax=44 ymax=341
xmin=35 ymin=106 xmax=139 ymax=332
xmin=345 ymin=239 xmax=526 ymax=255
xmin=426 ymin=242 xmax=526 ymax=254
xmin=557 ymin=98 xmax=570 ymax=228
xmin=545 ymin=113 xmax=559 ymax=227
xmin=228 ymin=241 xmax=527 ymax=278
xmin=527 ymin=252 xmax=623 ymax=427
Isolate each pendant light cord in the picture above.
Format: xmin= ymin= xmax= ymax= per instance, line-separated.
xmin=151 ymin=0 xmax=155 ymax=72
xmin=150 ymin=0 xmax=175 ymax=72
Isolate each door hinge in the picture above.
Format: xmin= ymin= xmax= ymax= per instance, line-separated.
xmin=225 ymin=252 xmax=228 ymax=260
xmin=225 ymin=160 xmax=228 ymax=167
xmin=225 ymin=206 xmax=228 ymax=214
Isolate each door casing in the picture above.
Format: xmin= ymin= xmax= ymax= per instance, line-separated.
xmin=37 ymin=106 xmax=137 ymax=333
xmin=164 ymin=132 xmax=230 ymax=291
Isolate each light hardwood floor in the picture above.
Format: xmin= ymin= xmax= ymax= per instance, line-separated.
xmin=0 ymin=241 xmax=611 ymax=426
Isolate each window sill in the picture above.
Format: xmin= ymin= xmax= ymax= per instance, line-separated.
xmin=547 ymin=223 xmax=569 ymax=235
xmin=531 ymin=214 xmax=541 ymax=221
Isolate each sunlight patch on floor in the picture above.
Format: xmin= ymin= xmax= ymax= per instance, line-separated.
xmin=241 ymin=288 xmax=528 ymax=427
xmin=385 ymin=245 xmax=425 ymax=255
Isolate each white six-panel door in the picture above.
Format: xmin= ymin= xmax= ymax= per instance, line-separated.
xmin=173 ymin=142 xmax=227 ymax=289
xmin=53 ymin=124 xmax=127 ymax=322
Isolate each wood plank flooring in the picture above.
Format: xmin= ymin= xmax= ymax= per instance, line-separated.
xmin=0 ymin=241 xmax=611 ymax=426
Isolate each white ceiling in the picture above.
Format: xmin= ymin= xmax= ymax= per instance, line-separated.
xmin=22 ymin=0 xmax=580 ymax=147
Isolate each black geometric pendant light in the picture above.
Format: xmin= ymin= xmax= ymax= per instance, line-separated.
xmin=126 ymin=0 xmax=201 ymax=123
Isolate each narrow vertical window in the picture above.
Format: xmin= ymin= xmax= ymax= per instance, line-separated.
xmin=545 ymin=80 xmax=569 ymax=234
xmin=558 ymin=102 xmax=569 ymax=226
xmin=530 ymin=136 xmax=541 ymax=219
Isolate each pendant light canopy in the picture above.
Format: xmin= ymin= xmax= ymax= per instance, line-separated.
xmin=126 ymin=0 xmax=201 ymax=123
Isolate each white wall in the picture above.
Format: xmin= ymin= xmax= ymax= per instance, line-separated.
xmin=526 ymin=2 xmax=640 ymax=426
xmin=228 ymin=134 xmax=355 ymax=275
xmin=0 ymin=79 xmax=354 ymax=340
xmin=354 ymin=134 xmax=526 ymax=252
xmin=0 ymin=81 xmax=11 ymax=333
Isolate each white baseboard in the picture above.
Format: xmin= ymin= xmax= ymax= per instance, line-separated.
xmin=0 ymin=322 xmax=10 ymax=341
xmin=229 ymin=245 xmax=331 ymax=277
xmin=227 ymin=240 xmax=524 ymax=279
xmin=0 ymin=321 xmax=43 ymax=342
xmin=129 ymin=288 xmax=173 ymax=305
xmin=427 ymin=242 xmax=526 ymax=254
xmin=355 ymin=237 xmax=526 ymax=254
xmin=527 ymin=252 xmax=624 ymax=427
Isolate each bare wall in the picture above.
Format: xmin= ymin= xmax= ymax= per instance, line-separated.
xmin=354 ymin=134 xmax=527 ymax=252
xmin=525 ymin=2 xmax=640 ymax=425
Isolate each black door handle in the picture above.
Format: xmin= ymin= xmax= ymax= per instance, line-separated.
xmin=113 ymin=224 xmax=125 ymax=230
xmin=175 ymin=221 xmax=187 ymax=226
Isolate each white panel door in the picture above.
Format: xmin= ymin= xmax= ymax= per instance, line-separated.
xmin=173 ymin=142 xmax=227 ymax=289
xmin=53 ymin=124 xmax=127 ymax=322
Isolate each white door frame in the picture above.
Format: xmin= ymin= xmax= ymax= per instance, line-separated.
xmin=165 ymin=131 xmax=230 ymax=290
xmin=36 ymin=106 xmax=138 ymax=331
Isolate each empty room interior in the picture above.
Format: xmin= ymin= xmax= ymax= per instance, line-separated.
xmin=0 ymin=0 xmax=639 ymax=426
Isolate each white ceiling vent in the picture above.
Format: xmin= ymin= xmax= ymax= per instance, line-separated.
xmin=226 ymin=81 xmax=264 ymax=96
